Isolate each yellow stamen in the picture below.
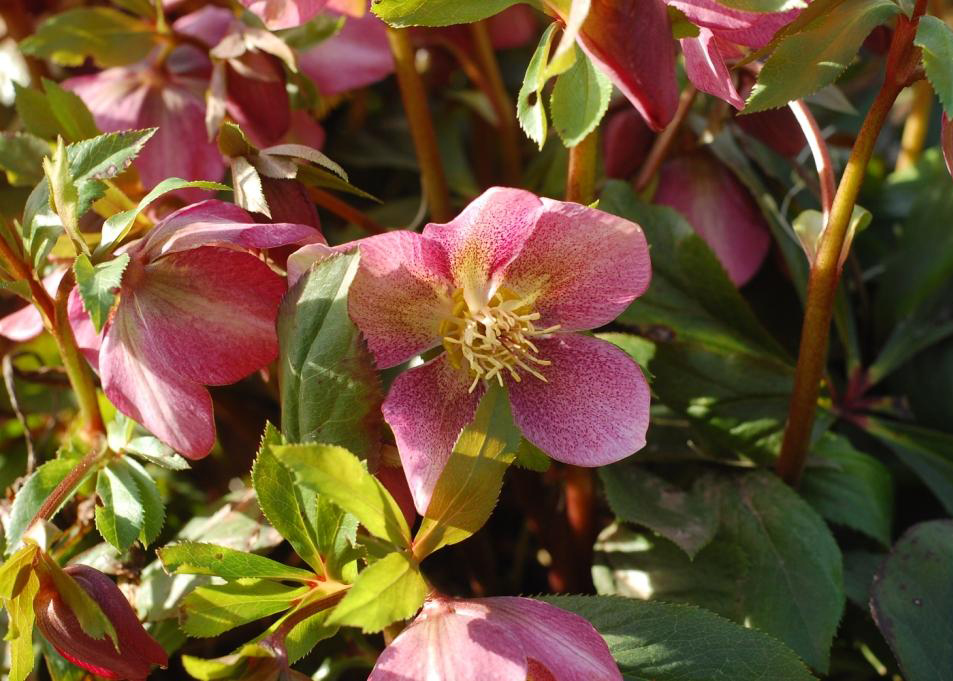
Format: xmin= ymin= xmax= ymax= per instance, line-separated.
xmin=439 ymin=287 xmax=559 ymax=392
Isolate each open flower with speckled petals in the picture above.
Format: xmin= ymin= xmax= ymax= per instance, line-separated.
xmin=347 ymin=187 xmax=652 ymax=513
xmin=369 ymin=595 xmax=621 ymax=681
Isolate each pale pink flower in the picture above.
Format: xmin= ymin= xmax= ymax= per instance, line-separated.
xmin=298 ymin=9 xmax=394 ymax=96
xmin=0 ymin=268 xmax=66 ymax=342
xmin=69 ymin=201 xmax=320 ymax=458
xmin=347 ymin=187 xmax=652 ymax=513
xmin=369 ymin=595 xmax=621 ymax=681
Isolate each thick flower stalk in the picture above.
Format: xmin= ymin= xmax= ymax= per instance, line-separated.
xmin=69 ymin=200 xmax=319 ymax=458
xmin=34 ymin=564 xmax=168 ymax=681
xmin=346 ymin=187 xmax=652 ymax=513
xmin=369 ymin=595 xmax=621 ymax=680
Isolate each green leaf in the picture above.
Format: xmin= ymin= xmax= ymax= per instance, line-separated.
xmin=6 ymin=458 xmax=75 ymax=554
xmin=0 ymin=545 xmax=39 ymax=600
xmin=843 ymin=550 xmax=884 ymax=609
xmin=278 ymin=252 xmax=383 ymax=458
xmin=541 ymin=595 xmax=816 ymax=681
xmin=182 ymin=579 xmax=308 ymax=637
xmin=414 ymin=385 xmax=520 ymax=558
xmin=6 ymin=569 xmax=39 ymax=681
xmin=15 ymin=84 xmax=60 ymax=139
xmin=518 ymin=24 xmax=558 ymax=150
xmin=67 ymin=128 xmax=157 ymax=216
xmin=314 ymin=495 xmax=360 ymax=582
xmin=371 ymin=0 xmax=519 ymax=27
xmin=799 ymin=433 xmax=893 ymax=546
xmin=95 ymin=459 xmax=144 ymax=552
xmin=252 ymin=427 xmax=326 ymax=575
xmin=123 ymin=435 xmax=191 ymax=470
xmin=0 ymin=132 xmax=50 ymax=187
xmin=915 ymin=16 xmax=953 ymax=117
xmin=866 ymin=418 xmax=953 ymax=515
xmin=158 ymin=542 xmax=316 ymax=582
xmin=43 ymin=137 xmax=82 ymax=252
xmin=270 ymin=443 xmax=411 ymax=548
xmin=20 ymin=8 xmax=157 ymax=68
xmin=599 ymin=464 xmax=721 ymax=559
xmin=124 ymin=457 xmax=165 ymax=547
xmin=98 ymin=177 xmax=229 ymax=256
xmin=42 ymin=80 xmax=99 ymax=142
xmin=871 ymin=520 xmax=953 ymax=681
xmin=514 ymin=437 xmax=551 ymax=472
xmin=550 ymin=47 xmax=612 ymax=148
xmin=326 ymin=551 xmax=426 ymax=632
xmin=745 ymin=0 xmax=900 ymax=112
xmin=73 ymin=253 xmax=128 ymax=333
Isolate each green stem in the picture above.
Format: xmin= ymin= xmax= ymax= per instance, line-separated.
xmin=386 ymin=27 xmax=452 ymax=223
xmin=565 ymin=129 xmax=599 ymax=204
xmin=776 ymin=6 xmax=926 ymax=484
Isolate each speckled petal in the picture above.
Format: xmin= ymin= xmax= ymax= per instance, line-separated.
xmin=682 ymin=29 xmax=744 ymax=110
xmin=484 ymin=597 xmax=622 ymax=681
xmin=369 ymin=597 xmax=527 ymax=681
xmin=508 ymin=334 xmax=649 ymax=466
xmin=382 ymin=354 xmax=484 ymax=514
xmin=348 ymin=230 xmax=453 ymax=369
xmin=502 ymin=197 xmax=650 ymax=331
xmin=422 ymin=187 xmax=542 ymax=310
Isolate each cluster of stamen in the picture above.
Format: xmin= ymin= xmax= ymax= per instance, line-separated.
xmin=440 ymin=287 xmax=559 ymax=392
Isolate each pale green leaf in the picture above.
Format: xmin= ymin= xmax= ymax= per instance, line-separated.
xmin=124 ymin=457 xmax=165 ymax=547
xmin=95 ymin=459 xmax=144 ymax=552
xmin=550 ymin=46 xmax=612 ymax=147
xmin=20 ymin=8 xmax=157 ymax=68
xmin=6 ymin=459 xmax=74 ymax=555
xmin=327 ymin=551 xmax=426 ymax=632
xmin=0 ymin=132 xmax=49 ymax=187
xmin=371 ymin=0 xmax=520 ymax=27
xmin=915 ymin=16 xmax=953 ymax=117
xmin=73 ymin=253 xmax=128 ymax=333
xmin=6 ymin=569 xmax=40 ymax=681
xmin=42 ymin=79 xmax=99 ymax=142
xmin=517 ymin=24 xmax=558 ymax=150
xmin=182 ymin=580 xmax=308 ymax=637
xmin=158 ymin=542 xmax=316 ymax=582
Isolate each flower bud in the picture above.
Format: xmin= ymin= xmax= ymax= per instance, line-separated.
xmin=34 ymin=565 xmax=167 ymax=681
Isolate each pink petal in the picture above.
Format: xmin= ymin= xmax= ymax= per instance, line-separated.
xmin=259 ymin=177 xmax=320 ymax=229
xmin=101 ymin=302 xmax=216 ymax=458
xmin=507 ymin=334 xmax=650 ymax=466
xmin=172 ymin=5 xmax=237 ymax=47
xmin=0 ymin=269 xmax=66 ymax=342
xmin=681 ymin=29 xmax=744 ymax=110
xmin=382 ymin=354 xmax=484 ymax=514
xmin=483 ymin=597 xmax=622 ymax=681
xmin=369 ymin=597 xmax=527 ymax=681
xmin=348 ymin=230 xmax=453 ymax=369
xmin=285 ymin=109 xmax=327 ymax=149
xmin=732 ymin=76 xmax=805 ymax=157
xmin=943 ymin=114 xmax=953 ymax=180
xmin=376 ymin=465 xmax=417 ymax=530
xmin=299 ymin=11 xmax=394 ymax=96
xmin=68 ymin=287 xmax=101 ymax=370
xmin=603 ymin=108 xmax=654 ymax=179
xmin=653 ymin=151 xmax=770 ymax=285
xmin=139 ymin=200 xmax=321 ymax=260
xmin=226 ymin=52 xmax=291 ymax=148
xmin=487 ymin=5 xmax=539 ymax=50
xmin=422 ymin=187 xmax=541 ymax=310
xmin=502 ymin=197 xmax=650 ymax=331
xmin=63 ymin=68 xmax=149 ymax=134
xmin=576 ymin=0 xmax=679 ymax=131
xmin=122 ymin=246 xmax=286 ymax=386
xmin=667 ymin=0 xmax=798 ymax=48
xmin=240 ymin=0 xmax=328 ymax=29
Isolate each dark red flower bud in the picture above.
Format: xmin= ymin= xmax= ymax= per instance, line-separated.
xmin=603 ymin=108 xmax=655 ymax=179
xmin=227 ymin=52 xmax=291 ymax=148
xmin=34 ymin=565 xmax=168 ymax=681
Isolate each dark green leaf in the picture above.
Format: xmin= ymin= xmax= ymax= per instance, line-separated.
xmin=800 ymin=433 xmax=893 ymax=545
xmin=158 ymin=542 xmax=315 ymax=582
xmin=95 ymin=459 xmax=144 ymax=552
xmin=42 ymin=80 xmax=99 ymax=142
xmin=0 ymin=133 xmax=49 ymax=187
xmin=371 ymin=0 xmax=519 ymax=27
xmin=745 ymin=0 xmax=900 ymax=112
xmin=73 ymin=253 xmax=128 ymax=333
xmin=871 ymin=520 xmax=953 ymax=681
xmin=915 ymin=16 xmax=953 ymax=117
xmin=278 ymin=252 xmax=383 ymax=459
xmin=599 ymin=464 xmax=721 ymax=558
xmin=326 ymin=551 xmax=426 ymax=632
xmin=550 ymin=47 xmax=612 ymax=148
xmin=20 ymin=8 xmax=157 ymax=68
xmin=542 ymin=595 xmax=816 ymax=681
xmin=843 ymin=550 xmax=884 ymax=609
xmin=182 ymin=580 xmax=308 ymax=637
xmin=6 ymin=458 xmax=74 ymax=554
xmin=14 ymin=84 xmax=60 ymax=139
xmin=124 ymin=457 xmax=165 ymax=547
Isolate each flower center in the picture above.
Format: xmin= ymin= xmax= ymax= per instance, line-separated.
xmin=440 ymin=287 xmax=559 ymax=393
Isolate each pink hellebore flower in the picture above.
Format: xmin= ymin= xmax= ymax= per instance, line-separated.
xmin=369 ymin=595 xmax=621 ymax=681
xmin=240 ymin=0 xmax=363 ymax=29
xmin=70 ymin=200 xmax=319 ymax=458
xmin=348 ymin=187 xmax=651 ymax=513
xmin=0 ymin=268 xmax=66 ymax=342
xmin=654 ymin=150 xmax=770 ymax=285
xmin=668 ymin=0 xmax=800 ymax=109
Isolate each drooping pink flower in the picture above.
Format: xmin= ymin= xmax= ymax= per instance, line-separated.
xmin=35 ymin=564 xmax=168 ymax=681
xmin=667 ymin=0 xmax=800 ymax=109
xmin=602 ymin=108 xmax=654 ymax=179
xmin=654 ymin=150 xmax=770 ymax=285
xmin=64 ymin=49 xmax=224 ymax=191
xmin=298 ymin=10 xmax=394 ymax=96
xmin=346 ymin=187 xmax=651 ymax=513
xmin=70 ymin=201 xmax=320 ymax=458
xmin=239 ymin=0 xmax=329 ymax=30
xmin=369 ymin=595 xmax=621 ymax=681
xmin=0 ymin=268 xmax=65 ymax=342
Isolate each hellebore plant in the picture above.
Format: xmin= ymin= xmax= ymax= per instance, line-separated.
xmin=346 ymin=187 xmax=652 ymax=512
xmin=369 ymin=595 xmax=621 ymax=681
xmin=70 ymin=200 xmax=319 ymax=458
